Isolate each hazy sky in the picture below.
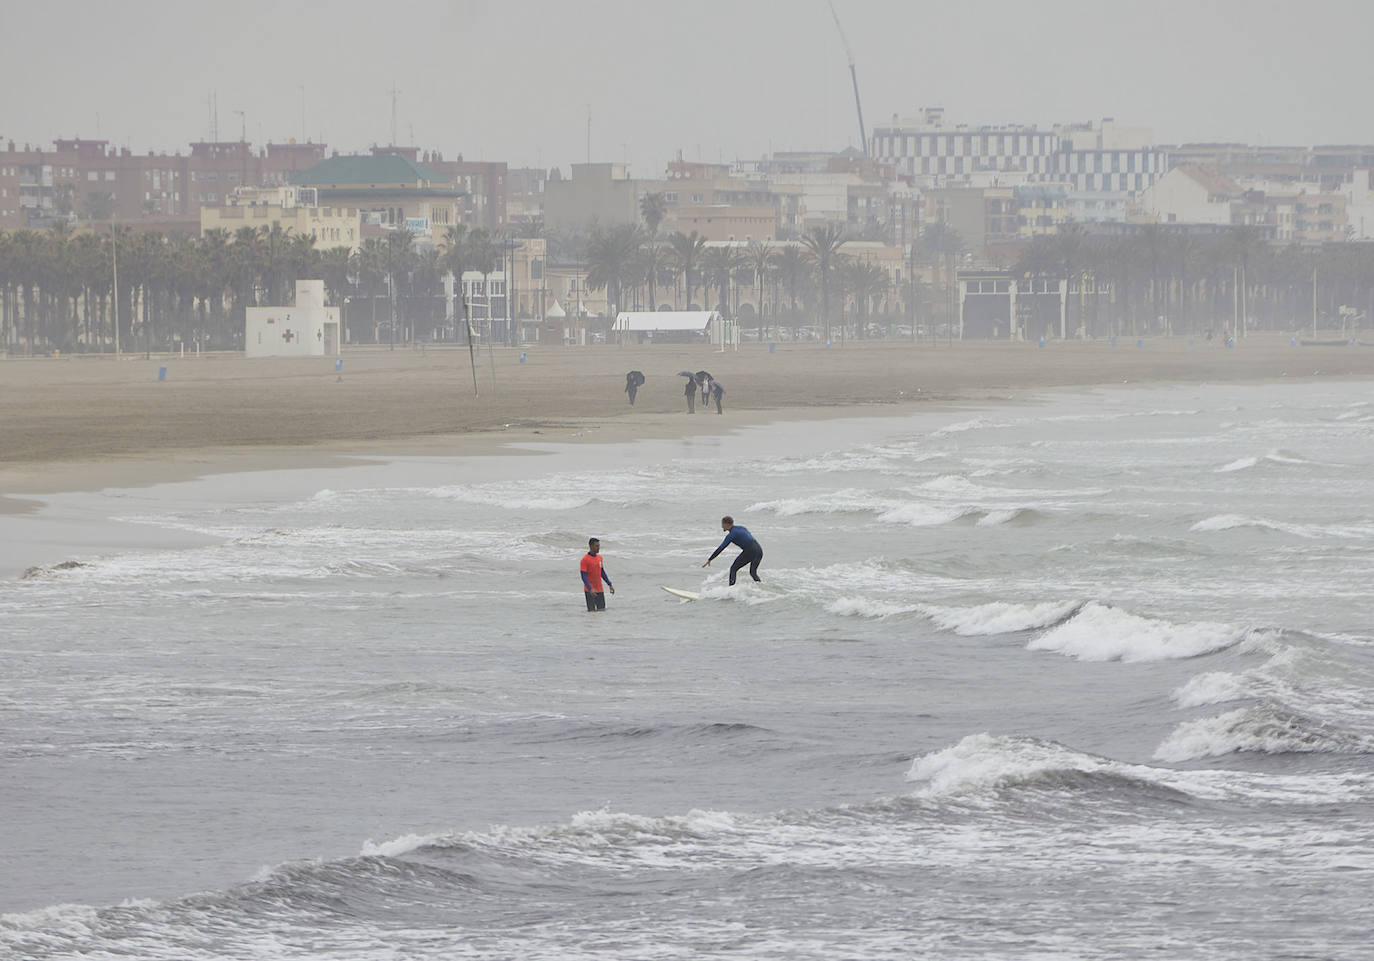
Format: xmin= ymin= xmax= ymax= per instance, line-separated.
xmin=4 ymin=0 xmax=1371 ymax=175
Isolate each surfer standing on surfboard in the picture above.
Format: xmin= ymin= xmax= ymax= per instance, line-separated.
xmin=702 ymin=516 xmax=763 ymax=586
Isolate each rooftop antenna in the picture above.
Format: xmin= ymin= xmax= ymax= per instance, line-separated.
xmin=828 ymin=0 xmax=868 ymax=157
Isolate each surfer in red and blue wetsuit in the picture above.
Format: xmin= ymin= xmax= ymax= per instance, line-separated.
xmin=702 ymin=515 xmax=763 ymax=586
xmin=580 ymin=537 xmax=615 ymax=611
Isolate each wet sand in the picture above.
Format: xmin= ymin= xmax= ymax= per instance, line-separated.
xmin=2 ymin=335 xmax=1371 ymax=511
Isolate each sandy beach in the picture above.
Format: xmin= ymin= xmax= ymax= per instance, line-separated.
xmin=3 ymin=334 xmax=1372 ymax=511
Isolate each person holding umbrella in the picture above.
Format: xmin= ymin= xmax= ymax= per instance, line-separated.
xmin=679 ymin=371 xmax=697 ymax=413
xmin=694 ymin=370 xmax=713 ymax=407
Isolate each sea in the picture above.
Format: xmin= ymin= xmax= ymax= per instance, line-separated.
xmin=2 ymin=378 xmax=1373 ymax=960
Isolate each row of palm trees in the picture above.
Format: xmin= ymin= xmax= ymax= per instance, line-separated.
xmin=1015 ymin=224 xmax=1374 ymax=338
xmin=5 ymin=215 xmax=1373 ymax=353
xmin=0 ymin=222 xmax=511 ymax=354
xmin=581 ymin=219 xmax=900 ymax=341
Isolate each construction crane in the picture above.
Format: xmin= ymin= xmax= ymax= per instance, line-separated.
xmin=828 ymin=0 xmax=868 ymax=157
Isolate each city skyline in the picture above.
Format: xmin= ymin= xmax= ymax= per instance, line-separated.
xmin=4 ymin=0 xmax=1374 ymax=177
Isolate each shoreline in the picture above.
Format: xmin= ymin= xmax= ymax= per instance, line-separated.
xmin=3 ymin=335 xmax=1372 ymax=510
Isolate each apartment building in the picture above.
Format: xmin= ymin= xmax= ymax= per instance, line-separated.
xmin=289 ymin=153 xmax=464 ymax=239
xmin=200 ymin=184 xmax=361 ymax=252
xmin=373 ymin=147 xmax=508 ymax=231
xmin=0 ymin=137 xmax=328 ymax=230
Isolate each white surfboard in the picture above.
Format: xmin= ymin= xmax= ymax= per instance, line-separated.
xmin=661 ymin=586 xmax=700 ymax=601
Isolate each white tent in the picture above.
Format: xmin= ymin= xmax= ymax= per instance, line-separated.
xmin=613 ymin=311 xmax=736 ymax=349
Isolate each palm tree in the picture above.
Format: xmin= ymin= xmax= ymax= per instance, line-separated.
xmin=667 ymin=230 xmax=707 ymax=310
xmin=802 ymin=223 xmax=847 ymax=342
xmin=701 ymin=245 xmax=743 ymax=315
xmin=585 ymin=223 xmax=645 ymax=320
xmin=1223 ymin=225 xmax=1266 ymax=338
xmin=845 ymin=259 xmax=889 ymax=339
xmin=773 ymin=244 xmax=808 ymax=329
xmin=464 ymin=227 xmax=504 ymax=341
xmin=383 ymin=228 xmax=417 ymax=347
xmin=631 ymin=239 xmax=671 ymax=312
xmin=920 ymin=221 xmax=963 ymax=337
xmin=744 ymin=240 xmax=775 ymax=341
xmin=639 ymin=191 xmax=668 ymax=236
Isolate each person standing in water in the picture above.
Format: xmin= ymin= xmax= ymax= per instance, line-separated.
xmin=580 ymin=537 xmax=615 ymax=611
xmin=702 ymin=515 xmax=762 ymax=585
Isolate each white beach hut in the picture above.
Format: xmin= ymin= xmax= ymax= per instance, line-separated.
xmin=245 ymin=280 xmax=341 ymax=357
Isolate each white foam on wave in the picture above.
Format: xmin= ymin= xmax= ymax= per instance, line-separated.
xmin=875 ymin=503 xmax=974 ymax=527
xmin=759 ymin=445 xmax=947 ymax=476
xmin=826 ymin=596 xmax=923 ymax=619
xmin=1028 ymin=602 xmax=1244 ymax=662
xmin=1191 ymin=514 xmax=1374 ymax=539
xmin=747 ymin=488 xmax=886 ymax=517
xmin=976 ymin=508 xmax=1026 ymax=527
xmin=1152 ymin=707 xmax=1374 ymax=761
xmin=932 ymin=416 xmax=1004 ymax=436
xmin=922 ymin=599 xmax=1081 ymax=636
xmin=1173 ymin=671 xmax=1252 ymax=708
xmin=1216 ymin=456 xmax=1259 ymax=473
xmin=906 ymin=733 xmax=1131 ymax=799
xmin=909 ymin=732 xmax=1374 ymax=805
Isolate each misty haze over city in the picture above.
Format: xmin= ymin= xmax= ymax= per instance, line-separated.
xmin=6 ymin=0 xmax=1374 ymax=169
xmin=5 ymin=5 xmax=1374 ymax=960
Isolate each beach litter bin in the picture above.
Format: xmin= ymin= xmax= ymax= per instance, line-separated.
xmin=158 ymin=365 xmax=167 ymax=381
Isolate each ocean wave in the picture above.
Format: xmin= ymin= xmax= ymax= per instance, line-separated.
xmin=875 ymin=503 xmax=978 ymax=527
xmin=1190 ymin=514 xmax=1374 ymax=539
xmin=932 ymin=416 xmax=1006 ymax=436
xmin=906 ymin=734 xmax=1188 ymax=804
xmin=746 ymin=488 xmax=887 ymax=517
xmin=825 ymin=596 xmax=924 ymax=619
xmin=1153 ymin=706 xmax=1374 ymax=761
xmin=1027 ymin=602 xmax=1254 ymax=662
xmin=908 ymin=733 xmax=1374 ymax=808
xmin=758 ymin=445 xmax=948 ymax=475
xmin=921 ymin=599 xmax=1083 ymax=636
xmin=1214 ymin=449 xmax=1320 ymax=473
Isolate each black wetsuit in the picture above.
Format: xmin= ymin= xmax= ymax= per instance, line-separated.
xmin=708 ymin=525 xmax=763 ymax=585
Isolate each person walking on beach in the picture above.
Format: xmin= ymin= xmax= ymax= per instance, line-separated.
xmin=707 ymin=377 xmax=724 ymax=414
xmin=624 ymin=370 xmax=645 ymax=405
xmin=702 ymin=515 xmax=763 ymax=586
xmin=580 ymin=537 xmax=615 ymax=611
xmin=681 ymin=371 xmax=697 ymax=413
